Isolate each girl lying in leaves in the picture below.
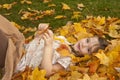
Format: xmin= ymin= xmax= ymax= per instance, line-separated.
xmin=0 ymin=15 xmax=109 ymax=80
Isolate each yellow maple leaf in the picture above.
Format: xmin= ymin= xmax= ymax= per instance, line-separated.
xmin=54 ymin=15 xmax=66 ymax=19
xmin=21 ymin=0 xmax=32 ymax=4
xmin=49 ymin=73 xmax=60 ymax=80
xmin=71 ymin=11 xmax=81 ymax=20
xmin=108 ymin=24 xmax=120 ymax=38
xmin=95 ymin=51 xmax=110 ymax=66
xmin=56 ymin=22 xmax=92 ymax=44
xmin=2 ymin=2 xmax=17 ymax=10
xmin=96 ymin=16 xmax=106 ymax=25
xmin=48 ymin=3 xmax=56 ymax=7
xmin=69 ymin=71 xmax=82 ymax=80
xmin=62 ymin=3 xmax=71 ymax=10
xmin=78 ymin=73 xmax=107 ymax=80
xmin=78 ymin=74 xmax=91 ymax=80
xmin=41 ymin=9 xmax=55 ymax=16
xmin=73 ymin=23 xmax=93 ymax=41
xmin=107 ymin=42 xmax=120 ymax=65
xmin=67 ymin=36 xmax=77 ymax=44
xmin=90 ymin=73 xmax=107 ymax=80
xmin=60 ymin=28 xmax=69 ymax=36
xmin=56 ymin=44 xmax=71 ymax=57
xmin=73 ymin=23 xmax=86 ymax=32
xmin=3 ymin=4 xmax=12 ymax=9
xmin=70 ymin=54 xmax=91 ymax=64
xmin=54 ymin=36 xmax=68 ymax=43
xmin=21 ymin=11 xmax=32 ymax=20
xmin=28 ymin=67 xmax=46 ymax=80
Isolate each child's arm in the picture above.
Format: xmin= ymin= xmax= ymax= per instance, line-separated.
xmin=41 ymin=30 xmax=64 ymax=77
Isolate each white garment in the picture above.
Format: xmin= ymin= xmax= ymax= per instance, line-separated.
xmin=15 ymin=36 xmax=71 ymax=72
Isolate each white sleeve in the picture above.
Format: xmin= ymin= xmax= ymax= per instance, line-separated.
xmin=57 ymin=56 xmax=71 ymax=69
xmin=26 ymin=38 xmax=40 ymax=53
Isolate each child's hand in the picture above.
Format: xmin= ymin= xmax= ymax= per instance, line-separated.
xmin=42 ymin=30 xmax=53 ymax=47
xmin=34 ymin=23 xmax=49 ymax=38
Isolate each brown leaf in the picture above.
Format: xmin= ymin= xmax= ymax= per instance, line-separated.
xmin=88 ymin=60 xmax=100 ymax=73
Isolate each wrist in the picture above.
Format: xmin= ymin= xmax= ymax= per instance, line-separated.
xmin=45 ymin=43 xmax=53 ymax=48
xmin=44 ymin=45 xmax=53 ymax=52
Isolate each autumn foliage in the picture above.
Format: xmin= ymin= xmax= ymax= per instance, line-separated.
xmin=10 ymin=16 xmax=120 ymax=80
xmin=0 ymin=0 xmax=120 ymax=80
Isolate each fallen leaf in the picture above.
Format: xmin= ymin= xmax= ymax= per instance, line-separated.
xmin=88 ymin=60 xmax=100 ymax=73
xmin=108 ymin=24 xmax=120 ymax=38
xmin=69 ymin=71 xmax=82 ymax=80
xmin=54 ymin=15 xmax=66 ymax=19
xmin=95 ymin=51 xmax=110 ymax=66
xmin=48 ymin=73 xmax=60 ymax=80
xmin=56 ymin=44 xmax=71 ymax=57
xmin=77 ymin=3 xmax=85 ymax=10
xmin=2 ymin=2 xmax=17 ymax=10
xmin=21 ymin=0 xmax=32 ymax=4
xmin=90 ymin=73 xmax=107 ymax=80
xmin=48 ymin=4 xmax=56 ymax=7
xmin=96 ymin=16 xmax=106 ymax=25
xmin=62 ymin=3 xmax=71 ymax=10
xmin=78 ymin=74 xmax=91 ymax=80
xmin=41 ymin=9 xmax=55 ymax=16
xmin=71 ymin=11 xmax=81 ymax=20
xmin=28 ymin=67 xmax=46 ymax=80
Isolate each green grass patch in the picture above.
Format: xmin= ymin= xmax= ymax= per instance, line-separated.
xmin=0 ymin=0 xmax=120 ymax=30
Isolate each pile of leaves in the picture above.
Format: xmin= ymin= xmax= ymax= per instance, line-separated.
xmin=11 ymin=16 xmax=120 ymax=80
xmin=0 ymin=0 xmax=120 ymax=80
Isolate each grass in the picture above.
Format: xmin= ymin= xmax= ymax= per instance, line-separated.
xmin=0 ymin=0 xmax=120 ymax=31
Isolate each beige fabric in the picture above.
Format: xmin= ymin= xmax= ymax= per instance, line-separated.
xmin=0 ymin=31 xmax=8 ymax=68
xmin=0 ymin=15 xmax=25 ymax=80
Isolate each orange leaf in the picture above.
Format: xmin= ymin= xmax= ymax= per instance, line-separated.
xmin=88 ymin=60 xmax=100 ymax=73
xmin=56 ymin=44 xmax=71 ymax=57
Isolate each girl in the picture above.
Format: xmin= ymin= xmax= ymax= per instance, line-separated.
xmin=0 ymin=15 xmax=109 ymax=80
xmin=15 ymin=23 xmax=109 ymax=77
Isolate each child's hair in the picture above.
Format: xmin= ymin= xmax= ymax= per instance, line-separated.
xmin=98 ymin=37 xmax=110 ymax=49
xmin=93 ymin=36 xmax=110 ymax=53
